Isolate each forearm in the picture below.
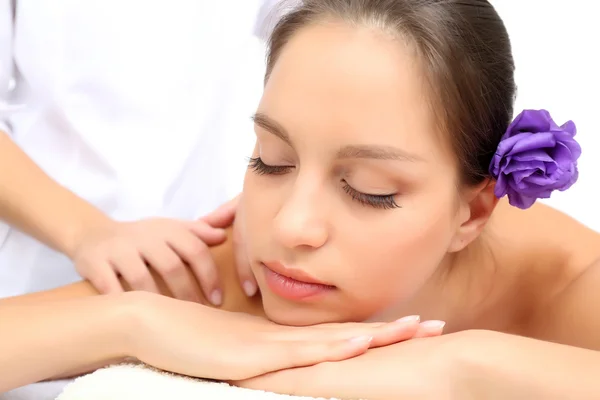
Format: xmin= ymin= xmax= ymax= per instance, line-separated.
xmin=0 ymin=277 xmax=183 ymax=385
xmin=0 ymin=280 xmax=100 ymax=306
xmin=0 ymin=294 xmax=136 ymax=392
xmin=456 ymin=330 xmax=600 ymax=399
xmin=0 ymin=130 xmax=111 ymax=256
xmin=2 ymin=273 xmax=176 ymax=307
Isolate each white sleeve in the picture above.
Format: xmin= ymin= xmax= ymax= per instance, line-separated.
xmin=0 ymin=0 xmax=14 ymax=134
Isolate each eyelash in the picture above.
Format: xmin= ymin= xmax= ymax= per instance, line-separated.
xmin=247 ymin=156 xmax=293 ymax=175
xmin=341 ymin=181 xmax=400 ymax=210
xmin=247 ymin=157 xmax=400 ymax=210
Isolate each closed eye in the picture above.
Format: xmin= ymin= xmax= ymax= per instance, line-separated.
xmin=341 ymin=181 xmax=400 ymax=210
xmin=247 ymin=157 xmax=400 ymax=210
xmin=247 ymin=156 xmax=293 ymax=175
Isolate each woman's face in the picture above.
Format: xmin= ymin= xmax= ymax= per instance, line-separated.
xmin=242 ymin=22 xmax=465 ymax=326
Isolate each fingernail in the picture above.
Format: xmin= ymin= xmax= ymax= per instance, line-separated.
xmin=395 ymin=315 xmax=420 ymax=324
xmin=419 ymin=320 xmax=446 ymax=330
xmin=210 ymin=289 xmax=223 ymax=306
xmin=348 ymin=335 xmax=373 ymax=344
xmin=243 ymin=281 xmax=257 ymax=297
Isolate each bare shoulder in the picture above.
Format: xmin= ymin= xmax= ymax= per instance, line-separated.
xmin=487 ymin=201 xmax=600 ymax=340
xmin=491 ymin=200 xmax=600 ymax=274
xmin=525 ymin=257 xmax=600 ymax=350
xmin=496 ymin=201 xmax=600 ymax=348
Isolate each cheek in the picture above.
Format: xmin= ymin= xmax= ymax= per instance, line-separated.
xmin=339 ymin=191 xmax=457 ymax=308
xmin=241 ymin=170 xmax=281 ymax=255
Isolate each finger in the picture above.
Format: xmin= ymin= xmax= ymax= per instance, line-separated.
xmin=413 ymin=320 xmax=446 ymax=338
xmin=233 ymin=369 xmax=303 ymax=396
xmin=300 ymin=320 xmax=386 ymax=331
xmin=272 ymin=335 xmax=372 ymax=372
xmin=113 ymin=251 xmax=161 ymax=294
xmin=236 ymin=259 xmax=257 ymax=298
xmin=88 ymin=263 xmax=123 ymax=294
xmin=278 ymin=316 xmax=421 ymax=348
xmin=271 ymin=321 xmax=385 ymax=340
xmin=236 ymin=335 xmax=372 ymax=380
xmin=143 ymin=243 xmax=202 ymax=303
xmin=165 ymin=232 xmax=222 ymax=305
xmin=200 ymin=195 xmax=240 ymax=228
xmin=232 ymin=220 xmax=257 ymax=297
xmin=185 ymin=220 xmax=227 ymax=246
xmin=368 ymin=316 xmax=422 ymax=347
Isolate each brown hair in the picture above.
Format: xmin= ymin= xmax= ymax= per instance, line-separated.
xmin=264 ymin=0 xmax=516 ymax=185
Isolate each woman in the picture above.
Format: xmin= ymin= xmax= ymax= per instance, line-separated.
xmin=230 ymin=0 xmax=600 ymax=397
xmin=4 ymin=0 xmax=600 ymax=398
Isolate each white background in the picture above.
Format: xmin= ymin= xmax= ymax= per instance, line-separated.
xmin=1 ymin=2 xmax=598 ymax=400
xmin=225 ymin=0 xmax=600 ymax=232
xmin=493 ymin=0 xmax=600 ymax=230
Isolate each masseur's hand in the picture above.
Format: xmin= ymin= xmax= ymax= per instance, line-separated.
xmin=201 ymin=194 xmax=258 ymax=298
xmin=70 ymin=217 xmax=227 ymax=304
xmin=128 ymin=292 xmax=431 ymax=381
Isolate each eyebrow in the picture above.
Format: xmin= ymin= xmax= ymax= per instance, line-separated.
xmin=252 ymin=112 xmax=293 ymax=146
xmin=336 ymin=145 xmax=421 ymax=162
xmin=251 ymin=112 xmax=422 ymax=162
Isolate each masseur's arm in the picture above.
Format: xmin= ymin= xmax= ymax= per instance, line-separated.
xmin=0 ymin=130 xmax=237 ymax=301
xmin=0 ymin=130 xmax=111 ymax=256
xmin=2 ymin=233 xmax=263 ymax=313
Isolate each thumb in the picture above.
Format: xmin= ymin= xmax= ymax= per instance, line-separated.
xmin=201 ymin=195 xmax=240 ymax=228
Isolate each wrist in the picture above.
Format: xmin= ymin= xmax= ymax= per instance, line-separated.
xmin=109 ymin=291 xmax=159 ymax=360
xmin=0 ymin=132 xmax=115 ymax=256
xmin=93 ymin=293 xmax=142 ymax=360
xmin=423 ymin=331 xmax=477 ymax=400
xmin=61 ymin=207 xmax=114 ymax=259
xmin=47 ymin=294 xmax=140 ymax=380
xmin=447 ymin=329 xmax=516 ymax=399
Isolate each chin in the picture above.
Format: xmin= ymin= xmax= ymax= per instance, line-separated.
xmin=261 ymin=297 xmax=349 ymax=326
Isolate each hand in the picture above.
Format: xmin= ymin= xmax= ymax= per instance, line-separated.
xmin=201 ymin=194 xmax=258 ymax=297
xmin=234 ymin=320 xmax=451 ymax=399
xmin=127 ymin=293 xmax=435 ymax=381
xmin=71 ymin=218 xmax=227 ymax=304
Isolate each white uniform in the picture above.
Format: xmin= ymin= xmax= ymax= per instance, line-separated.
xmin=0 ymin=0 xmax=272 ymax=298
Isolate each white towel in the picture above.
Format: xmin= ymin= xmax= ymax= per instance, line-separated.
xmin=56 ymin=363 xmax=344 ymax=400
xmin=0 ymin=380 xmax=71 ymax=400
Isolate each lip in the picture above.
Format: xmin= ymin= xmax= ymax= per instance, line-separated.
xmin=263 ymin=261 xmax=330 ymax=286
xmin=261 ymin=261 xmax=335 ymax=301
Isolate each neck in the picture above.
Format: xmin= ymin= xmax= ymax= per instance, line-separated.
xmin=371 ymin=233 xmax=520 ymax=333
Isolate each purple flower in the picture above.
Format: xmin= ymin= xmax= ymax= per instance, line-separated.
xmin=489 ymin=109 xmax=581 ymax=209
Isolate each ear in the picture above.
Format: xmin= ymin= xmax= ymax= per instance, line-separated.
xmin=448 ymin=180 xmax=499 ymax=253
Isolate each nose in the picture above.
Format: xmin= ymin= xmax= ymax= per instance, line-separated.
xmin=273 ymin=176 xmax=329 ymax=250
